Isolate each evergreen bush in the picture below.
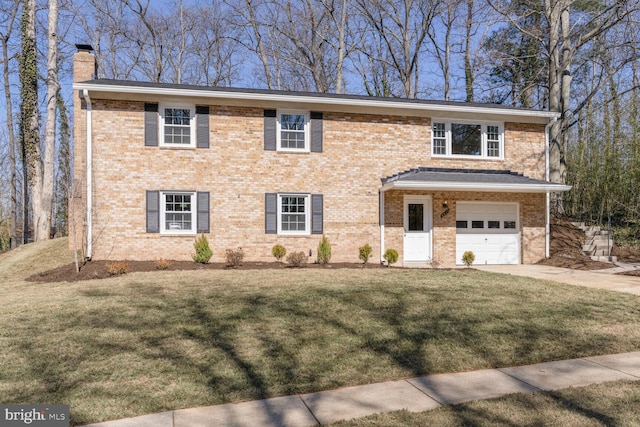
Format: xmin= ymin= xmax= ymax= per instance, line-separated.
xmin=272 ymin=244 xmax=286 ymax=262
xmin=316 ymin=235 xmax=332 ymax=264
xmin=462 ymin=251 xmax=475 ymax=267
xmin=383 ymin=249 xmax=398 ymax=266
xmin=359 ymin=243 xmax=373 ymax=264
xmin=192 ymin=234 xmax=213 ymax=264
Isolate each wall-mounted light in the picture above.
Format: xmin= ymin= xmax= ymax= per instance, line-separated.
xmin=309 ymin=249 xmax=312 ymax=257
xmin=442 ymin=201 xmax=448 ymax=209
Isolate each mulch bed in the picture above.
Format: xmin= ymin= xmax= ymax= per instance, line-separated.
xmin=537 ymin=218 xmax=616 ymax=271
xmin=28 ymin=260 xmax=387 ymax=283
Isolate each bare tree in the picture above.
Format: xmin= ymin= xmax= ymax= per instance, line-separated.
xmin=19 ymin=0 xmax=41 ymax=242
xmin=356 ymin=0 xmax=440 ymax=98
xmin=41 ymin=0 xmax=59 ymax=240
xmin=0 ymin=0 xmax=19 ymax=247
xmin=225 ymin=0 xmax=276 ymax=88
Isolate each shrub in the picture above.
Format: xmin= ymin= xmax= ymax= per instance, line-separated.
xmin=359 ymin=243 xmax=373 ymax=264
xmin=105 ymin=261 xmax=129 ymax=276
xmin=155 ymin=258 xmax=173 ymax=270
xmin=272 ymin=244 xmax=286 ymax=262
xmin=383 ymin=249 xmax=398 ymax=266
xmin=287 ymin=251 xmax=308 ymax=267
xmin=429 ymin=256 xmax=442 ymax=269
xmin=225 ymin=247 xmax=244 ymax=268
xmin=192 ymin=234 xmax=213 ymax=264
xmin=462 ymin=251 xmax=475 ymax=267
xmin=316 ymin=235 xmax=332 ymax=264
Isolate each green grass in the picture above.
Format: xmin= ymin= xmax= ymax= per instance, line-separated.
xmin=331 ymin=380 xmax=640 ymax=426
xmin=1 ymin=238 xmax=640 ymax=425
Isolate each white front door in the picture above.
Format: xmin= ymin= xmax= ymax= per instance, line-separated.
xmin=403 ymin=196 xmax=432 ymax=262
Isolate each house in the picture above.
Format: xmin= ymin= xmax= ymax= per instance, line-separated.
xmin=70 ymin=46 xmax=570 ymax=266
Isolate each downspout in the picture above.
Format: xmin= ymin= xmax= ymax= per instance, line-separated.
xmin=82 ymin=89 xmax=92 ymax=260
xmin=544 ymin=115 xmax=559 ymax=259
xmin=379 ymin=189 xmax=385 ymax=264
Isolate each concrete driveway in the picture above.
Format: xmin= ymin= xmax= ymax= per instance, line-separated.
xmin=476 ymin=263 xmax=640 ymax=296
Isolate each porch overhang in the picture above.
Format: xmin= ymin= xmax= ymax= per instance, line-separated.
xmin=380 ymin=168 xmax=571 ymax=193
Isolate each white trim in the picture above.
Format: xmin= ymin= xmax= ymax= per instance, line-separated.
xmin=379 ymin=191 xmax=385 ymax=263
xmin=544 ymin=117 xmax=558 ymax=258
xmin=431 ymin=120 xmax=504 ymax=160
xmin=381 ymin=180 xmax=571 ymax=193
xmin=277 ymin=193 xmax=311 ymax=235
xmin=160 ymin=191 xmax=197 ymax=235
xmin=73 ymin=82 xmax=561 ymax=121
xmin=82 ymin=89 xmax=93 ymax=259
xmin=276 ymin=110 xmax=310 ymax=152
xmin=159 ymin=103 xmax=196 ymax=148
xmin=403 ymin=195 xmax=433 ymax=263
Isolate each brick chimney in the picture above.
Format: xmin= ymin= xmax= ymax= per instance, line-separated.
xmin=73 ymin=44 xmax=97 ymax=82
xmin=69 ymin=44 xmax=96 ymax=251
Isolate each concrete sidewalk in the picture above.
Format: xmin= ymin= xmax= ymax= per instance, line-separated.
xmin=476 ymin=264 xmax=640 ymax=295
xmin=82 ymin=351 xmax=640 ymax=427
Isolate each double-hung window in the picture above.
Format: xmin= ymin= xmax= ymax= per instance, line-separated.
xmin=431 ymin=121 xmax=504 ymax=159
xmin=160 ymin=104 xmax=195 ymax=147
xmin=278 ymin=194 xmax=310 ymax=235
xmin=277 ymin=111 xmax=309 ymax=152
xmin=161 ymin=191 xmax=196 ymax=234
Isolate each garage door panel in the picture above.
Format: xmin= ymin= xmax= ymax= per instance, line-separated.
xmin=456 ymin=203 xmax=519 ymax=265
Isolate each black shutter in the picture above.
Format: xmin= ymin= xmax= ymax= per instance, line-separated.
xmin=311 ymin=194 xmax=323 ymax=234
xmin=196 ymin=106 xmax=210 ymax=148
xmin=264 ymin=109 xmax=277 ymax=151
xmin=265 ymin=193 xmax=277 ymax=234
xmin=146 ymin=190 xmax=160 ymax=233
xmin=144 ymin=103 xmax=159 ymax=146
xmin=196 ymin=191 xmax=210 ymax=233
xmin=310 ymin=112 xmax=323 ymax=152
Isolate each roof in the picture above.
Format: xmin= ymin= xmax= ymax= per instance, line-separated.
xmin=73 ymin=79 xmax=559 ymax=123
xmin=381 ymin=168 xmax=571 ymax=193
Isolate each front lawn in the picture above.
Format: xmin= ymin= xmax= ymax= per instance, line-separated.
xmin=332 ymin=380 xmax=640 ymax=427
xmin=1 ymin=239 xmax=639 ymax=425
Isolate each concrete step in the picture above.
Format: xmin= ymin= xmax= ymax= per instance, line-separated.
xmin=585 ymin=230 xmax=609 ymax=238
xmin=582 ymin=243 xmax=612 ymax=252
xmin=585 ymin=238 xmax=611 ymax=247
xmin=584 ymin=225 xmax=602 ymax=234
xmin=591 ymin=255 xmax=618 ymax=263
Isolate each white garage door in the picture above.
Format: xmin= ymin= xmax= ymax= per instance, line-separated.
xmin=456 ymin=202 xmax=519 ymax=265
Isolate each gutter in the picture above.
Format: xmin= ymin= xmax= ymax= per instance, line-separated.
xmin=81 ymin=89 xmax=92 ymax=260
xmin=379 ymin=190 xmax=385 ymax=264
xmin=380 ymin=181 xmax=570 ymax=193
xmin=73 ymin=82 xmax=559 ymax=121
xmin=544 ymin=115 xmax=560 ymax=259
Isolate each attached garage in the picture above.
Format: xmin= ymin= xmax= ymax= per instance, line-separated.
xmin=380 ymin=167 xmax=572 ymax=265
xmin=455 ymin=202 xmax=519 ymax=265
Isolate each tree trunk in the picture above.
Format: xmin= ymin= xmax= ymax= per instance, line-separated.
xmin=20 ymin=0 xmax=42 ymax=242
xmin=464 ymin=0 xmax=474 ymax=102
xmin=1 ymin=0 xmax=19 ymax=247
xmin=42 ymin=0 xmax=59 ymax=240
xmin=334 ymin=0 xmax=348 ymax=94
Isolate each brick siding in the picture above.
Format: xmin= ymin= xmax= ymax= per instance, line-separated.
xmin=71 ymin=95 xmax=547 ymax=264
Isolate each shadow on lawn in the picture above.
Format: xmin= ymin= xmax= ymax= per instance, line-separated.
xmin=12 ymin=278 xmax=632 ymax=425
